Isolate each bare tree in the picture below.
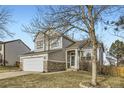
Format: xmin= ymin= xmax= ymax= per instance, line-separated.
xmin=23 ymin=5 xmax=123 ymax=86
xmin=104 ymin=13 xmax=124 ymax=39
xmin=113 ymin=16 xmax=124 ymax=39
xmin=0 ymin=6 xmax=13 ymax=39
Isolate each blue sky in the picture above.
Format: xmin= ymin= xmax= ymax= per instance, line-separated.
xmin=1 ymin=5 xmax=37 ymax=50
xmin=1 ymin=5 xmax=124 ymax=50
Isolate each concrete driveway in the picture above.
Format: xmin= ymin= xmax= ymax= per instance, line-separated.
xmin=0 ymin=71 xmax=34 ymax=80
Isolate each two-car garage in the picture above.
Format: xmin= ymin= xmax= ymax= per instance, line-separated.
xmin=23 ymin=57 xmax=44 ymax=72
xmin=20 ymin=54 xmax=48 ymax=72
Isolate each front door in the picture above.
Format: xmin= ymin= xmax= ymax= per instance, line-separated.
xmin=70 ymin=52 xmax=75 ymax=68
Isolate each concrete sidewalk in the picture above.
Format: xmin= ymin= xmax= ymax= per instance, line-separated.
xmin=0 ymin=71 xmax=33 ymax=80
xmin=0 ymin=71 xmax=67 ymax=80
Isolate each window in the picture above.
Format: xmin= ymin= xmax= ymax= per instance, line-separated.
xmin=86 ymin=53 xmax=91 ymax=60
xmin=51 ymin=39 xmax=60 ymax=48
xmin=36 ymin=40 xmax=43 ymax=49
xmin=87 ymin=44 xmax=92 ymax=48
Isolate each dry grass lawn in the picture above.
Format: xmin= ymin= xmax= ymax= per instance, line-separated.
xmin=0 ymin=66 xmax=19 ymax=73
xmin=0 ymin=71 xmax=123 ymax=88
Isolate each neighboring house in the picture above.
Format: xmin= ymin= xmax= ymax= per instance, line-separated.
xmin=103 ymin=52 xmax=117 ymax=66
xmin=104 ymin=52 xmax=124 ymax=66
xmin=20 ymin=30 xmax=104 ymax=72
xmin=0 ymin=39 xmax=31 ymax=66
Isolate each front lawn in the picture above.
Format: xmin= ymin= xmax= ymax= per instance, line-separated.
xmin=0 ymin=71 xmax=123 ymax=88
xmin=0 ymin=66 xmax=19 ymax=73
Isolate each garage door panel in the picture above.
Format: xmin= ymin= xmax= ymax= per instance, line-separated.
xmin=23 ymin=57 xmax=44 ymax=72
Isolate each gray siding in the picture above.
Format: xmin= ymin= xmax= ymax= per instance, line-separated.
xmin=5 ymin=40 xmax=30 ymax=66
xmin=48 ymin=49 xmax=65 ymax=62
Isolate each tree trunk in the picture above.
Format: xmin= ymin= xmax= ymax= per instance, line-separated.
xmin=91 ymin=40 xmax=97 ymax=86
xmin=89 ymin=29 xmax=98 ymax=86
xmin=88 ymin=6 xmax=97 ymax=85
xmin=88 ymin=29 xmax=98 ymax=86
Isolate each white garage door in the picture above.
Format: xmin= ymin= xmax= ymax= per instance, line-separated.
xmin=23 ymin=57 xmax=44 ymax=72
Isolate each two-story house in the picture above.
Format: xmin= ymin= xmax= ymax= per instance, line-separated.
xmin=20 ymin=30 xmax=104 ymax=72
xmin=0 ymin=39 xmax=31 ymax=66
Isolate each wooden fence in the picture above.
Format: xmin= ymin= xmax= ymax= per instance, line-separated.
xmin=99 ymin=66 xmax=124 ymax=77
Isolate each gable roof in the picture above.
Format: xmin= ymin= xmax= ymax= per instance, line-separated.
xmin=66 ymin=39 xmax=104 ymax=51
xmin=33 ymin=31 xmax=44 ymax=42
xmin=33 ymin=30 xmax=75 ymax=43
xmin=66 ymin=39 xmax=90 ymax=49
xmin=0 ymin=39 xmax=31 ymax=50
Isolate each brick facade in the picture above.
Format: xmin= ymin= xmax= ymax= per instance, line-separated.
xmin=47 ymin=61 xmax=66 ymax=72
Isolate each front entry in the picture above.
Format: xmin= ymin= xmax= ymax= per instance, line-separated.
xmin=70 ymin=52 xmax=75 ymax=68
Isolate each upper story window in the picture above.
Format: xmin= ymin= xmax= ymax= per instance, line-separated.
xmin=36 ymin=40 xmax=43 ymax=49
xmin=51 ymin=39 xmax=60 ymax=48
xmin=87 ymin=44 xmax=92 ymax=49
xmin=86 ymin=52 xmax=91 ymax=60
